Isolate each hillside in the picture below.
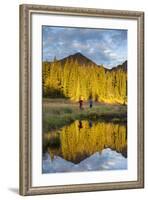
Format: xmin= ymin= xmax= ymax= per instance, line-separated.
xmin=42 ymin=53 xmax=127 ymax=104
xmin=44 ymin=52 xmax=127 ymax=70
xmin=110 ymin=61 xmax=127 ymax=72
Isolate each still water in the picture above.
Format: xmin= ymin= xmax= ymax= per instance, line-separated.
xmin=42 ymin=120 xmax=127 ymax=173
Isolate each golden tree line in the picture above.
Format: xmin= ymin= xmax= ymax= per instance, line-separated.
xmin=44 ymin=120 xmax=127 ymax=163
xmin=42 ymin=58 xmax=127 ymax=104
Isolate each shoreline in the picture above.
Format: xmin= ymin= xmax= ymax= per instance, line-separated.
xmin=43 ymin=98 xmax=127 ymax=132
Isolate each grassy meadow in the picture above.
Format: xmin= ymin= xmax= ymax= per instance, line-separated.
xmin=43 ymin=98 xmax=127 ymax=132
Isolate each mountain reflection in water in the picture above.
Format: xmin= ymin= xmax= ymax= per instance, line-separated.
xmin=43 ymin=120 xmax=127 ymax=173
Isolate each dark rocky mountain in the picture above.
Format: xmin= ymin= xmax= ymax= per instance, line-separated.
xmin=55 ymin=52 xmax=98 ymax=66
xmin=46 ymin=52 xmax=127 ymax=71
xmin=110 ymin=61 xmax=127 ymax=72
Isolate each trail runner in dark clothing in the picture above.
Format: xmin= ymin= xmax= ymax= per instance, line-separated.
xmin=79 ymin=99 xmax=83 ymax=110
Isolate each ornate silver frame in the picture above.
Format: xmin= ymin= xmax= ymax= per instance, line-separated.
xmin=19 ymin=4 xmax=144 ymax=196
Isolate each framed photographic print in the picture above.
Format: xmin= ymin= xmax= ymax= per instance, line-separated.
xmin=19 ymin=4 xmax=144 ymax=195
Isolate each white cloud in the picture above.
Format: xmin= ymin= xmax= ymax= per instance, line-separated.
xmin=88 ymin=47 xmax=95 ymax=54
xmin=103 ymin=49 xmax=111 ymax=54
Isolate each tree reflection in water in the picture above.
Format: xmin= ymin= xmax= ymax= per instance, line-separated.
xmin=43 ymin=120 xmax=127 ymax=164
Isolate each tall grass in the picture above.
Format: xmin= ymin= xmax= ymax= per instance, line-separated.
xmin=42 ymin=98 xmax=127 ymax=132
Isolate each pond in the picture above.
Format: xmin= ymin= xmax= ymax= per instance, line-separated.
xmin=42 ymin=120 xmax=127 ymax=173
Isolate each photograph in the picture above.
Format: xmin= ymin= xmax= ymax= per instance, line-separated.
xmin=42 ymin=26 xmax=128 ymax=174
xmin=19 ymin=4 xmax=144 ymax=195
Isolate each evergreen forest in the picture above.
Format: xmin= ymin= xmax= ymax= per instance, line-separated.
xmin=42 ymin=53 xmax=127 ymax=104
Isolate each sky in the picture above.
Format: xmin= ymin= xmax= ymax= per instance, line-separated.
xmin=42 ymin=26 xmax=127 ymax=69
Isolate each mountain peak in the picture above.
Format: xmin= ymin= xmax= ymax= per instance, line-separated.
xmin=73 ymin=52 xmax=83 ymax=56
xmin=110 ymin=61 xmax=127 ymax=71
xmin=57 ymin=52 xmax=97 ymax=66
